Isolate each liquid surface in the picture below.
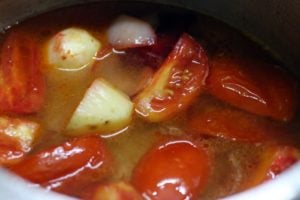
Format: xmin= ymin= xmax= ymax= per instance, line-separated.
xmin=0 ymin=2 xmax=299 ymax=199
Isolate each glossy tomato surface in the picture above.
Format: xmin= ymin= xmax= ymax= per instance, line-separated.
xmin=187 ymin=98 xmax=289 ymax=142
xmin=134 ymin=33 xmax=209 ymax=122
xmin=132 ymin=140 xmax=210 ymax=200
xmin=207 ymin=55 xmax=298 ymax=121
xmin=10 ymin=136 xmax=111 ymax=196
xmin=0 ymin=4 xmax=299 ymax=200
xmin=0 ymin=29 xmax=45 ymax=114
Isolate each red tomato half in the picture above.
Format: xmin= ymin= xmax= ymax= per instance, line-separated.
xmin=10 ymin=135 xmax=111 ymax=196
xmin=187 ymin=99 xmax=289 ymax=142
xmin=134 ymin=33 xmax=209 ymax=122
xmin=0 ymin=29 xmax=45 ymax=114
xmin=207 ymin=55 xmax=298 ymax=121
xmin=132 ymin=140 xmax=210 ymax=200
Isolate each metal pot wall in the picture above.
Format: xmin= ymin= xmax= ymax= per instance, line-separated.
xmin=0 ymin=0 xmax=299 ymax=199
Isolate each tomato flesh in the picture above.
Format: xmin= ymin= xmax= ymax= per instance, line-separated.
xmin=10 ymin=135 xmax=111 ymax=196
xmin=187 ymin=99 xmax=289 ymax=142
xmin=207 ymin=55 xmax=298 ymax=121
xmin=134 ymin=33 xmax=209 ymax=122
xmin=0 ymin=29 xmax=45 ymax=114
xmin=0 ymin=134 xmax=24 ymax=165
xmin=132 ymin=140 xmax=210 ymax=200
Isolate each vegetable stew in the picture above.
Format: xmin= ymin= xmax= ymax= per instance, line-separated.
xmin=0 ymin=2 xmax=299 ymax=200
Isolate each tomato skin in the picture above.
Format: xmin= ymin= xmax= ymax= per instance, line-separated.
xmin=0 ymin=30 xmax=45 ymax=114
xmin=207 ymin=55 xmax=298 ymax=121
xmin=134 ymin=33 xmax=209 ymax=122
xmin=10 ymin=136 xmax=111 ymax=195
xmin=242 ymin=145 xmax=299 ymax=190
xmin=132 ymin=140 xmax=210 ymax=200
xmin=187 ymin=99 xmax=288 ymax=142
xmin=0 ymin=134 xmax=24 ymax=166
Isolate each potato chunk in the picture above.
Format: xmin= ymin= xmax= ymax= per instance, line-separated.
xmin=66 ymin=78 xmax=133 ymax=135
xmin=46 ymin=27 xmax=101 ymax=70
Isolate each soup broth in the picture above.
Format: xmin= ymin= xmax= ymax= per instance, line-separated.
xmin=0 ymin=2 xmax=299 ymax=200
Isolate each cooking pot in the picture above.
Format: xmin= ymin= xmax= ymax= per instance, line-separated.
xmin=0 ymin=0 xmax=299 ymax=199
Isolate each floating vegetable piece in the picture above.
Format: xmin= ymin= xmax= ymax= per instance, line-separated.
xmin=134 ymin=33 xmax=209 ymax=122
xmin=207 ymin=55 xmax=298 ymax=121
xmin=66 ymin=78 xmax=134 ymax=135
xmin=107 ymin=15 xmax=156 ymax=49
xmin=11 ymin=136 xmax=111 ymax=196
xmin=0 ymin=30 xmax=45 ymax=114
xmin=132 ymin=140 xmax=210 ymax=200
xmin=93 ymin=52 xmax=153 ymax=97
xmin=46 ymin=27 xmax=101 ymax=70
xmin=187 ymin=99 xmax=289 ymax=142
xmin=0 ymin=116 xmax=40 ymax=166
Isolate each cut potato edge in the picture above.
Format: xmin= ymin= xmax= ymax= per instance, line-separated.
xmin=65 ymin=78 xmax=134 ymax=136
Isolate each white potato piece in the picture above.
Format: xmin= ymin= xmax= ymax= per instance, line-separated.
xmin=46 ymin=27 xmax=101 ymax=70
xmin=107 ymin=15 xmax=156 ymax=49
xmin=66 ymin=78 xmax=134 ymax=135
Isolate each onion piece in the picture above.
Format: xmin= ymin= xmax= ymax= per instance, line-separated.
xmin=107 ymin=15 xmax=156 ymax=49
xmin=93 ymin=52 xmax=153 ymax=97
